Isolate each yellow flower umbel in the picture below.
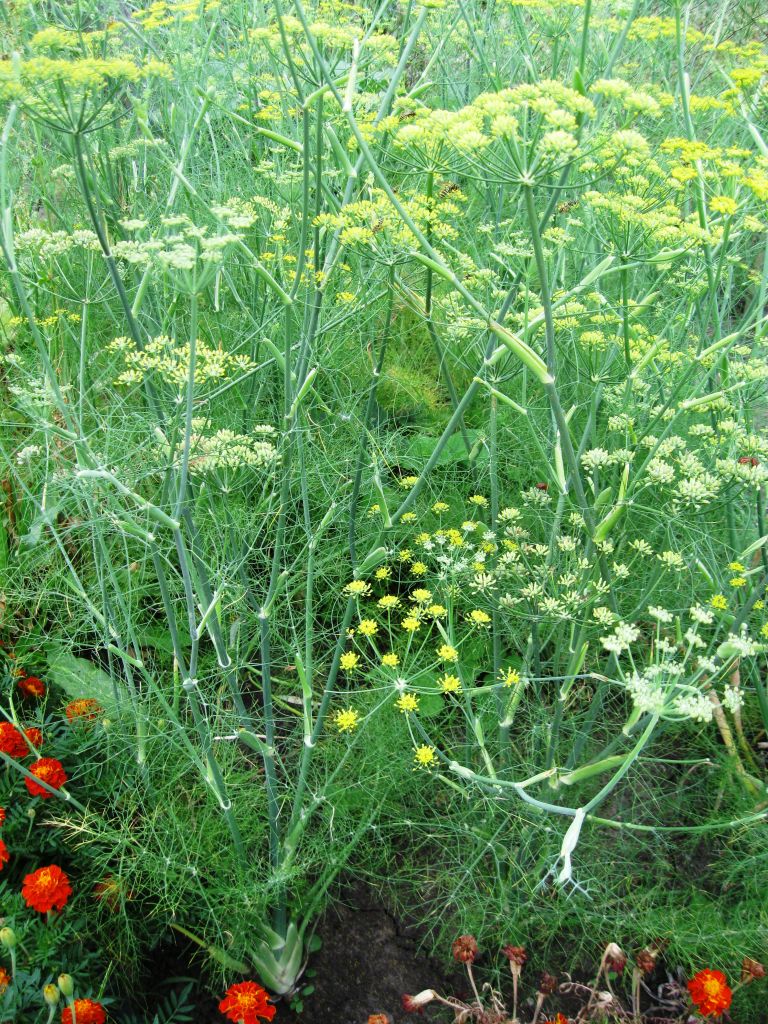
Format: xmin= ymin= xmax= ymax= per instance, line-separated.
xmin=401 ymin=615 xmax=421 ymax=632
xmin=710 ymin=594 xmax=728 ymax=610
xmin=345 ymin=580 xmax=372 ymax=598
xmin=500 ymin=667 xmax=521 ymax=687
xmin=378 ymin=595 xmax=400 ymax=610
xmin=381 ymin=652 xmax=400 ymax=667
xmin=340 ymin=652 xmax=360 ymax=672
xmin=413 ymin=745 xmax=437 ymax=769
xmin=438 ymin=674 xmax=462 ymax=693
xmin=468 ymin=609 xmax=491 ymax=626
xmin=335 ymin=709 xmax=360 ymax=733
xmin=358 ymin=619 xmax=379 ymax=636
xmin=438 ymin=643 xmax=459 ymax=662
xmin=396 ymin=693 xmax=420 ymax=713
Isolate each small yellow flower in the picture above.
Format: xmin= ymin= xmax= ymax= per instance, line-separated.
xmin=438 ymin=643 xmax=459 ymax=662
xmin=401 ymin=512 xmax=417 ymax=523
xmin=710 ymin=195 xmax=738 ymax=216
xmin=432 ymin=501 xmax=450 ymax=513
xmin=375 ymin=566 xmax=392 ymax=580
xmin=462 ymin=520 xmax=479 ymax=532
xmin=760 ymin=623 xmax=768 ymax=639
xmin=399 ymin=475 xmax=419 ymax=489
xmin=345 ymin=580 xmax=372 ymax=597
xmin=378 ymin=595 xmax=400 ymax=611
xmin=728 ymin=561 xmax=745 ymax=572
xmin=415 ymin=532 xmax=431 ymax=545
xmin=410 ymin=561 xmax=427 ymax=576
xmin=411 ymin=588 xmax=432 ymax=603
xmin=413 ymin=745 xmax=437 ymax=769
xmin=358 ymin=619 xmax=379 ymax=636
xmin=340 ymin=651 xmax=360 ymax=672
xmin=729 ymin=576 xmax=746 ymax=588
xmin=468 ymin=494 xmax=488 ymax=507
xmin=335 ymin=708 xmax=360 ymax=732
xmin=710 ymin=594 xmax=728 ymax=610
xmin=500 ymin=667 xmax=521 ymax=687
xmin=396 ymin=693 xmax=419 ymax=713
xmin=438 ymin=674 xmax=461 ymax=693
xmin=754 ymin=600 xmax=764 ymax=610
xmin=381 ymin=652 xmax=400 ymax=667
xmin=399 ymin=549 xmax=412 ymax=562
xmin=427 ymin=604 xmax=447 ymax=617
xmin=401 ymin=616 xmax=421 ymax=632
xmin=468 ymin=609 xmax=491 ymax=626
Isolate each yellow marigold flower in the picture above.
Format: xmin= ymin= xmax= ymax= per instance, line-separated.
xmin=427 ymin=604 xmax=447 ymax=617
xmin=413 ymin=745 xmax=437 ymax=768
xmin=401 ymin=616 xmax=421 ymax=632
xmin=411 ymin=588 xmax=432 ymax=603
xmin=396 ymin=693 xmax=419 ymax=713
xmin=375 ymin=566 xmax=392 ymax=580
xmin=500 ymin=667 xmax=521 ymax=687
xmin=410 ymin=561 xmax=427 ymax=576
xmin=710 ymin=594 xmax=728 ymax=610
xmin=378 ymin=595 xmax=400 ymax=610
xmin=730 ymin=576 xmax=746 ymax=587
xmin=399 ymin=475 xmax=419 ymax=489
xmin=345 ymin=580 xmax=372 ymax=597
xmin=340 ymin=652 xmax=360 ymax=672
xmin=438 ymin=674 xmax=461 ymax=693
xmin=438 ymin=644 xmax=459 ymax=662
xmin=468 ymin=494 xmax=488 ymax=507
xmin=468 ymin=609 xmax=491 ymax=626
xmin=358 ymin=619 xmax=379 ymax=636
xmin=728 ymin=561 xmax=745 ymax=572
xmin=432 ymin=501 xmax=450 ymax=513
xmin=335 ymin=708 xmax=360 ymax=732
xmin=381 ymin=652 xmax=400 ymax=667
xmin=710 ymin=195 xmax=738 ymax=216
xmin=401 ymin=512 xmax=417 ymax=523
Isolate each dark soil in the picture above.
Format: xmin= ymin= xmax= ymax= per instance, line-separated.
xmin=130 ymin=885 xmax=460 ymax=1024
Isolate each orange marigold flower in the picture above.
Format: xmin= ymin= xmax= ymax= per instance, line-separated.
xmin=543 ymin=1016 xmax=569 ymax=1024
xmin=65 ymin=698 xmax=102 ymax=722
xmin=0 ymin=966 xmax=10 ymax=994
xmin=0 ymin=722 xmax=27 ymax=759
xmin=25 ymin=727 xmax=43 ymax=749
xmin=0 ymin=806 xmax=5 ymax=825
xmin=25 ymin=757 xmax=68 ymax=799
xmin=0 ymin=838 xmax=8 ymax=871
xmin=218 ymin=981 xmax=275 ymax=1023
xmin=61 ymin=999 xmax=106 ymax=1024
xmin=18 ymin=675 xmax=45 ymax=698
xmin=22 ymin=864 xmax=72 ymax=913
xmin=688 ymin=968 xmax=732 ymax=1017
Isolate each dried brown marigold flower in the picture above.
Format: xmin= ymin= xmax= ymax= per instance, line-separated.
xmin=401 ymin=990 xmax=435 ymax=1013
xmin=636 ymin=948 xmax=656 ymax=974
xmin=538 ymin=971 xmax=558 ymax=995
xmin=605 ymin=943 xmax=627 ymax=974
xmin=502 ymin=945 xmax=527 ymax=967
xmin=452 ymin=934 xmax=479 ymax=964
xmin=742 ymin=957 xmax=766 ymax=983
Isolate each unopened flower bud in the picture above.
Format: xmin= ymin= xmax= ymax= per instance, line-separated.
xmin=0 ymin=927 xmax=16 ymax=949
xmin=605 ymin=942 xmax=627 ymax=974
xmin=57 ymin=974 xmax=74 ymax=997
xmin=44 ymin=984 xmax=60 ymax=1006
xmin=401 ymin=990 xmax=436 ymax=1012
xmin=452 ymin=934 xmax=478 ymax=963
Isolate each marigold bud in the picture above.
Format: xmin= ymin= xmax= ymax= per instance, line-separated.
xmin=44 ymin=984 xmax=60 ymax=1006
xmin=0 ymin=927 xmax=16 ymax=949
xmin=452 ymin=934 xmax=479 ymax=963
xmin=58 ymin=974 xmax=74 ymax=997
xmin=605 ymin=942 xmax=627 ymax=974
xmin=401 ymin=990 xmax=436 ymax=1012
xmin=742 ymin=957 xmax=766 ymax=983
